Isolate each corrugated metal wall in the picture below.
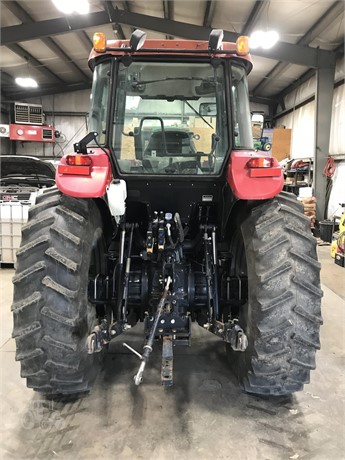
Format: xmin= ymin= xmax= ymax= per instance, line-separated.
xmin=276 ymin=56 xmax=345 ymax=159
xmin=275 ymin=56 xmax=345 ymax=217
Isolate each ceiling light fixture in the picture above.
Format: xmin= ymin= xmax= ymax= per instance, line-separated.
xmin=52 ymin=0 xmax=89 ymax=15
xmin=15 ymin=77 xmax=38 ymax=88
xmin=249 ymin=30 xmax=279 ymax=50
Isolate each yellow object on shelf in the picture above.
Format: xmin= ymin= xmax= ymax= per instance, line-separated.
xmin=331 ymin=240 xmax=338 ymax=258
xmin=331 ymin=212 xmax=345 ymax=259
xmin=339 ymin=213 xmax=345 ymax=233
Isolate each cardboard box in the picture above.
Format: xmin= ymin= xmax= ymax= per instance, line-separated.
xmin=272 ymin=128 xmax=292 ymax=161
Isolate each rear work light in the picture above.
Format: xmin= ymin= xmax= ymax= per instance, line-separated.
xmin=247 ymin=157 xmax=274 ymax=168
xmin=93 ymin=32 xmax=106 ymax=53
xmin=66 ymin=155 xmax=92 ymax=166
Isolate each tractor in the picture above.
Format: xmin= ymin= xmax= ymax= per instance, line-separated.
xmin=251 ymin=112 xmax=272 ymax=151
xmin=253 ymin=136 xmax=272 ymax=152
xmin=12 ymin=30 xmax=322 ymax=396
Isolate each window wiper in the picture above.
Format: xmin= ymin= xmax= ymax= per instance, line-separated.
xmin=131 ymin=77 xmax=205 ymax=86
xmin=184 ymin=100 xmax=214 ymax=129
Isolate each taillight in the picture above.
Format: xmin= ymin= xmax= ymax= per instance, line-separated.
xmin=247 ymin=157 xmax=274 ymax=168
xmin=246 ymin=157 xmax=282 ymax=178
xmin=66 ymin=155 xmax=92 ymax=166
xmin=58 ymin=154 xmax=92 ymax=176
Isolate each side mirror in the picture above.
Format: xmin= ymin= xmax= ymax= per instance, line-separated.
xmin=199 ymin=103 xmax=217 ymax=116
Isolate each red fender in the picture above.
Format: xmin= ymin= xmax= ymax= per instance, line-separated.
xmin=227 ymin=150 xmax=284 ymax=200
xmin=56 ymin=149 xmax=112 ymax=198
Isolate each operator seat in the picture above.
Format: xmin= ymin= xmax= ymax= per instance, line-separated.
xmin=144 ymin=131 xmax=195 ymax=157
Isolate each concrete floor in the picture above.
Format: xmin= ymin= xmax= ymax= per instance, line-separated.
xmin=0 ymin=245 xmax=344 ymax=460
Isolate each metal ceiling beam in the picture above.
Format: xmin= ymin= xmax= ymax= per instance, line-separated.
xmin=3 ymin=1 xmax=90 ymax=83
xmin=241 ymin=0 xmax=269 ymax=36
xmin=123 ymin=0 xmax=135 ymax=35
xmin=2 ymin=81 xmax=92 ymax=101
xmin=104 ymin=1 xmax=126 ymax=40
xmin=163 ymin=0 xmax=173 ymax=20
xmin=1 ymin=10 xmax=109 ymax=44
xmin=123 ymin=1 xmax=132 ymax=10
xmin=78 ymin=30 xmax=93 ymax=51
xmin=253 ymin=1 xmax=344 ymax=95
xmin=163 ymin=0 xmax=174 ymax=39
xmin=6 ymin=43 xmax=65 ymax=84
xmin=1 ymin=8 xmax=336 ymax=68
xmin=203 ymin=1 xmax=216 ymax=28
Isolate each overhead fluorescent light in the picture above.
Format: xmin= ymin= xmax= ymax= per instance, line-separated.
xmin=249 ymin=31 xmax=265 ymax=50
xmin=52 ymin=0 xmax=89 ymax=15
xmin=15 ymin=77 xmax=38 ymax=88
xmin=249 ymin=30 xmax=279 ymax=50
xmin=74 ymin=0 xmax=89 ymax=14
xmin=262 ymin=31 xmax=279 ymax=49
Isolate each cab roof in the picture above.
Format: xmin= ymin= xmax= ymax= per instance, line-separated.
xmin=88 ymin=38 xmax=253 ymax=73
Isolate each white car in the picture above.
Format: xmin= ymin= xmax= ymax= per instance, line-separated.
xmin=0 ymin=156 xmax=56 ymax=264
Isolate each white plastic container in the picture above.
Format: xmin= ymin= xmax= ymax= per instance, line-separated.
xmin=0 ymin=201 xmax=30 ymax=263
xmin=106 ymin=180 xmax=127 ymax=222
xmin=299 ymin=187 xmax=313 ymax=198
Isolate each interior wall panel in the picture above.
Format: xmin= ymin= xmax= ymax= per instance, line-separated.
xmin=276 ymin=101 xmax=315 ymax=159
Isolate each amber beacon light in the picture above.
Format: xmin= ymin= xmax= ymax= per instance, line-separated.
xmin=93 ymin=32 xmax=106 ymax=53
xmin=236 ymin=36 xmax=250 ymax=55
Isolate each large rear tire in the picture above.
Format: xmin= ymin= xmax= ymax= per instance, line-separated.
xmin=12 ymin=189 xmax=106 ymax=395
xmin=227 ymin=192 xmax=323 ymax=395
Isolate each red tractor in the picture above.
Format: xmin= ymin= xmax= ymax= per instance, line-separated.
xmin=12 ymin=30 xmax=322 ymax=396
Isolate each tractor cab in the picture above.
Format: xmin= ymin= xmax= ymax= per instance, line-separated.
xmin=88 ymin=31 xmax=254 ymax=177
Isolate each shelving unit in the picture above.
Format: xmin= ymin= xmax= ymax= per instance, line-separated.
xmin=283 ymin=158 xmax=313 ymax=195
